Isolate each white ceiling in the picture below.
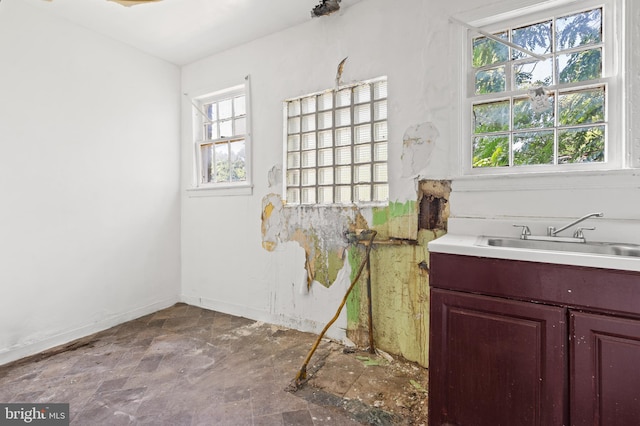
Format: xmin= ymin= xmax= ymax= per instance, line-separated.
xmin=21 ymin=0 xmax=362 ymax=66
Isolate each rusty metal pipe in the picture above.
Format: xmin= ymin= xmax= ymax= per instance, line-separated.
xmin=288 ymin=230 xmax=377 ymax=391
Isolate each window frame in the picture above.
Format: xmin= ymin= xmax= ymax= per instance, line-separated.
xmin=189 ymin=77 xmax=253 ymax=194
xmin=282 ymin=76 xmax=389 ymax=206
xmin=460 ymin=0 xmax=624 ymax=176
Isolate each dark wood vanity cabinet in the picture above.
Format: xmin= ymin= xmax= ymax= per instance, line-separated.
xmin=428 ymin=253 xmax=640 ymax=426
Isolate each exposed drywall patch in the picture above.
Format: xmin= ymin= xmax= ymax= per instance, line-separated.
xmin=418 ymin=180 xmax=451 ymax=231
xmin=401 ymin=122 xmax=439 ymax=177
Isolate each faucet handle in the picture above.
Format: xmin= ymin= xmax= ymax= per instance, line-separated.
xmin=573 ymin=227 xmax=595 ymax=240
xmin=513 ymin=225 xmax=531 ymax=239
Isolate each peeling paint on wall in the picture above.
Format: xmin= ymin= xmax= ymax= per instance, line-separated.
xmin=401 ymin=122 xmax=440 ymax=177
xmin=261 ymin=194 xmax=368 ymax=288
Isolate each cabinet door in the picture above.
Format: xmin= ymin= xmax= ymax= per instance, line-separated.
xmin=571 ymin=311 xmax=640 ymax=426
xmin=429 ymin=289 xmax=567 ymax=426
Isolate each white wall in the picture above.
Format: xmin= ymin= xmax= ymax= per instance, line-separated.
xmin=180 ymin=0 xmax=640 ymax=339
xmin=0 ymin=1 xmax=181 ymax=365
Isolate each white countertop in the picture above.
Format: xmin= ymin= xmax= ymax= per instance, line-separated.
xmin=428 ymin=234 xmax=640 ymax=273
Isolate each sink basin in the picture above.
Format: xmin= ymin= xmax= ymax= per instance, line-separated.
xmin=478 ymin=237 xmax=640 ymax=258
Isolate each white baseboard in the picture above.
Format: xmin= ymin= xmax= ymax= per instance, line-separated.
xmin=0 ymin=297 xmax=179 ymax=367
xmin=180 ymin=294 xmax=347 ymax=342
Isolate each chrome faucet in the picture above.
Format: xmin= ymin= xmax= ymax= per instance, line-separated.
xmin=513 ymin=212 xmax=603 ymax=243
xmin=547 ymin=212 xmax=603 ymax=237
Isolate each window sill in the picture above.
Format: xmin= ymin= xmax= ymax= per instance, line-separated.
xmin=453 ymin=168 xmax=640 ymax=192
xmin=186 ymin=184 xmax=253 ymax=197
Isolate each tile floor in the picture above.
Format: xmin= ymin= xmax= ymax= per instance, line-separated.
xmin=0 ymin=304 xmax=426 ymax=425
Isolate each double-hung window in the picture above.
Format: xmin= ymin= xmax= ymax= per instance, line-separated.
xmin=465 ymin=0 xmax=622 ymax=173
xmin=192 ymin=80 xmax=251 ymax=188
xmin=284 ymin=77 xmax=389 ymax=205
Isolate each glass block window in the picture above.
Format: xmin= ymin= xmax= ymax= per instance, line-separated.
xmin=469 ymin=6 xmax=611 ymax=169
xmin=194 ymin=84 xmax=249 ymax=185
xmin=285 ymin=77 xmax=388 ymax=205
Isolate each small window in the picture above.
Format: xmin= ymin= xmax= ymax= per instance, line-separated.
xmin=466 ymin=2 xmax=621 ymax=173
xmin=284 ymin=77 xmax=388 ymax=205
xmin=192 ymin=81 xmax=251 ymax=188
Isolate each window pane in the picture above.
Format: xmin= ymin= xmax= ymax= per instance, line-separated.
xmin=335 ymin=167 xmax=351 ymax=184
xmin=301 ymin=169 xmax=316 ymax=186
xmin=318 ymin=187 xmax=334 ymax=204
xmin=234 ymin=117 xmax=246 ymax=135
xmin=336 ymin=108 xmax=351 ymax=126
xmin=514 ymin=59 xmax=552 ymax=90
xmin=355 ymin=124 xmax=371 ymax=144
xmin=219 ymin=119 xmax=232 ymax=137
xmin=234 ymin=96 xmax=246 ymax=116
xmin=373 ymin=184 xmax=389 ymax=202
xmin=354 ymin=84 xmax=371 ymax=104
xmin=374 ymin=101 xmax=387 ymax=120
xmin=558 ymin=125 xmax=605 ymax=163
xmin=205 ymin=123 xmax=218 ymax=140
xmin=354 ymin=164 xmax=371 ymax=183
xmin=558 ymin=48 xmax=602 ymax=83
xmin=287 ymin=170 xmax=300 ymax=186
xmin=335 ymin=186 xmax=351 ymax=203
xmin=301 ymin=188 xmax=316 ymax=204
xmin=512 ymin=21 xmax=551 ymax=60
xmin=230 ymin=140 xmax=246 ymax=182
xmin=354 ymin=185 xmax=371 ymax=202
xmin=301 ymin=115 xmax=316 ymax=132
xmin=513 ymin=131 xmax=554 ymax=165
xmin=318 ymin=111 xmax=333 ymax=129
xmin=473 ymin=101 xmax=510 ymax=133
xmin=301 ymin=150 xmax=316 ymax=167
xmin=475 ymin=66 xmax=506 ymax=94
xmin=288 ymin=100 xmax=300 ymax=117
xmin=514 ymin=95 xmax=554 ymax=129
xmin=302 ymin=133 xmax=316 ymax=150
xmin=318 ymin=167 xmax=333 ymax=185
xmin=318 ymin=92 xmax=333 ymax=110
xmin=318 ymin=148 xmax=333 ymax=166
xmin=200 ymin=144 xmax=213 ymax=183
xmin=374 ymin=163 xmax=388 ymax=182
xmin=374 ymin=122 xmax=387 ymax=141
xmin=354 ymin=144 xmax=371 ymax=163
xmin=373 ymin=80 xmax=387 ymax=100
xmin=336 ymin=128 xmax=351 ymax=146
xmin=318 ymin=130 xmax=333 ymax=148
xmin=287 ymin=188 xmax=300 ymax=204
xmin=473 ymin=32 xmax=508 ymax=67
xmin=335 ymin=147 xmax=351 ymax=165
xmin=287 ymin=152 xmax=300 ymax=168
xmin=473 ymin=135 xmax=510 ymax=168
xmin=558 ymin=88 xmax=605 ymax=126
xmin=218 ymin=99 xmax=232 ymax=119
xmin=301 ymin=96 xmax=316 ymax=114
xmin=354 ymin=104 xmax=371 ymax=124
xmin=214 ymin=143 xmax=229 ymax=182
xmin=374 ymin=142 xmax=388 ymax=161
xmin=207 ymin=104 xmax=217 ymax=121
xmin=287 ymin=135 xmax=300 ymax=151
xmin=288 ymin=117 xmax=300 ymax=134
xmin=556 ymin=8 xmax=602 ymax=51
xmin=336 ymin=89 xmax=351 ymax=107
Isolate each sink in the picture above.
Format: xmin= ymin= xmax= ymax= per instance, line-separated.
xmin=478 ymin=237 xmax=640 ymax=258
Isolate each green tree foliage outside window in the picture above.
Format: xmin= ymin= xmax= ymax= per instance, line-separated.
xmin=471 ymin=8 xmax=606 ymax=169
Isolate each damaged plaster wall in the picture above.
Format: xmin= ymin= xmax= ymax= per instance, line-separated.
xmin=181 ymin=0 xmax=461 ymax=340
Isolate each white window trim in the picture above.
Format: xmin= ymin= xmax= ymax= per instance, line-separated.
xmin=187 ymin=76 xmax=253 ymax=197
xmin=456 ymin=0 xmax=626 ymax=177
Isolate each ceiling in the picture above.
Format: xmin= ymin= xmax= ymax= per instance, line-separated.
xmin=20 ymin=0 xmax=363 ymax=66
